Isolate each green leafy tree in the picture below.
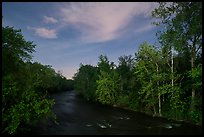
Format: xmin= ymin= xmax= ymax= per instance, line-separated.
xmin=73 ymin=64 xmax=98 ymax=101
xmin=135 ymin=42 xmax=155 ymax=115
xmin=152 ymin=2 xmax=202 ymax=112
xmin=96 ymin=70 xmax=120 ymax=105
xmin=187 ymin=64 xmax=202 ymax=123
xmin=97 ymin=55 xmax=111 ymax=72
xmin=96 ymin=55 xmax=120 ymax=105
xmin=2 ymin=26 xmax=55 ymax=134
xmin=135 ymin=42 xmax=173 ymax=116
xmin=117 ymin=55 xmax=135 ymax=95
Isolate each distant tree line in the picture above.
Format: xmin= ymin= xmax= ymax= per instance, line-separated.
xmin=73 ymin=2 xmax=202 ymax=125
xmin=2 ymin=26 xmax=74 ymax=134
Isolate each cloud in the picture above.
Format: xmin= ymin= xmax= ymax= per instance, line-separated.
xmin=57 ymin=2 xmax=158 ymax=43
xmin=27 ymin=26 xmax=57 ymax=39
xmin=43 ymin=16 xmax=58 ymax=24
xmin=135 ymin=24 xmax=155 ymax=33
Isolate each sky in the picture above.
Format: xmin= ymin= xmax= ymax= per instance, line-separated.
xmin=2 ymin=2 xmax=162 ymax=79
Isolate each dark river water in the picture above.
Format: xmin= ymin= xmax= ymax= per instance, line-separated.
xmin=30 ymin=90 xmax=202 ymax=135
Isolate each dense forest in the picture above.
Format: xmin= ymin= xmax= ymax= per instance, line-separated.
xmin=2 ymin=2 xmax=202 ymax=135
xmin=2 ymin=26 xmax=74 ymax=134
xmin=74 ymin=2 xmax=202 ymax=126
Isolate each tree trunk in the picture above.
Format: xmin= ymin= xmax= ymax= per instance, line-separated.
xmin=190 ymin=35 xmax=196 ymax=112
xmin=150 ymin=79 xmax=156 ymax=116
xmin=171 ymin=46 xmax=174 ymax=96
xmin=120 ymin=79 xmax=123 ymax=92
xmin=156 ymin=63 xmax=162 ymax=116
xmin=190 ymin=35 xmax=196 ymax=111
xmin=158 ymin=94 xmax=161 ymax=116
xmin=152 ymin=92 xmax=156 ymax=115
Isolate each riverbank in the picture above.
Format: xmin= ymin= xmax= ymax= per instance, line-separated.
xmin=112 ymin=104 xmax=202 ymax=127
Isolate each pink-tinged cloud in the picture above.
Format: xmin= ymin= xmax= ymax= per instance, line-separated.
xmin=43 ymin=16 xmax=58 ymax=24
xmin=58 ymin=2 xmax=158 ymax=43
xmin=28 ymin=27 xmax=57 ymax=39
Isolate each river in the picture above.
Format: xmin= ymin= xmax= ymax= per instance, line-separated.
xmin=30 ymin=90 xmax=202 ymax=135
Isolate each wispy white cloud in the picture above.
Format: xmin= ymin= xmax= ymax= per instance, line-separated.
xmin=57 ymin=2 xmax=158 ymax=43
xmin=135 ymin=23 xmax=155 ymax=33
xmin=43 ymin=16 xmax=58 ymax=24
xmin=27 ymin=26 xmax=57 ymax=39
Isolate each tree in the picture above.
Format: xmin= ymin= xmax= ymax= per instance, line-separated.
xmin=117 ymin=55 xmax=135 ymax=94
xmin=96 ymin=55 xmax=120 ymax=105
xmin=96 ymin=55 xmax=119 ymax=105
xmin=135 ymin=42 xmax=171 ymax=116
xmin=73 ymin=64 xmax=98 ymax=101
xmin=2 ymin=26 xmax=35 ymax=72
xmin=2 ymin=26 xmax=55 ymax=134
xmin=96 ymin=70 xmax=120 ymax=105
xmin=97 ymin=55 xmax=111 ymax=72
xmin=152 ymin=2 xmax=202 ymax=112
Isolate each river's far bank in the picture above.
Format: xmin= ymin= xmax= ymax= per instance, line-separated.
xmin=111 ymin=104 xmax=202 ymax=127
xmin=75 ymin=92 xmax=202 ymax=127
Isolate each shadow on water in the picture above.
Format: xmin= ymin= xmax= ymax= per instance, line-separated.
xmin=30 ymin=91 xmax=202 ymax=135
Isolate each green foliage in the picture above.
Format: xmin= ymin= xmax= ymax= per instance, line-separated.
xmin=134 ymin=42 xmax=164 ymax=114
xmin=158 ymin=83 xmax=173 ymax=95
xmin=152 ymin=2 xmax=202 ymax=46
xmin=116 ymin=95 xmax=130 ymax=107
xmin=95 ymin=55 xmax=120 ymax=105
xmin=73 ymin=64 xmax=98 ymax=101
xmin=151 ymin=2 xmax=202 ymax=123
xmin=2 ymin=26 xmax=36 ymax=62
xmin=2 ymin=67 xmax=56 ymax=134
xmin=129 ymin=99 xmax=140 ymax=110
xmin=27 ymin=62 xmax=74 ymax=93
xmin=73 ymin=3 xmax=202 ymax=125
xmin=3 ymin=89 xmax=55 ymax=134
xmin=187 ymin=64 xmax=202 ymax=90
xmin=117 ymin=55 xmax=135 ymax=94
xmin=2 ymin=26 xmax=36 ymax=78
xmin=184 ymin=96 xmax=202 ymax=124
xmin=169 ymin=86 xmax=186 ymax=120
xmin=188 ymin=109 xmax=202 ymax=124
xmin=97 ymin=55 xmax=111 ymax=72
xmin=2 ymin=26 xmax=71 ymax=134
xmin=96 ymin=70 xmax=120 ymax=105
xmin=73 ymin=42 xmax=201 ymax=125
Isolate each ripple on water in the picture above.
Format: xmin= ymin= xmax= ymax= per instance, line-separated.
xmin=113 ymin=116 xmax=130 ymax=120
xmin=97 ymin=123 xmax=107 ymax=129
xmin=85 ymin=124 xmax=93 ymax=127
xmin=96 ymin=120 xmax=112 ymax=129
